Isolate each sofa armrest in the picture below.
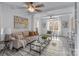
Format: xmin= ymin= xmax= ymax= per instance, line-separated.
xmin=0 ymin=44 xmax=5 ymax=50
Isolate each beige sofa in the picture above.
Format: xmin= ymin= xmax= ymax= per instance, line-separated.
xmin=6 ymin=31 xmax=39 ymax=50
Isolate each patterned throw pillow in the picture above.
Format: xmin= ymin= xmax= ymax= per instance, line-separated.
xmin=23 ymin=31 xmax=29 ymax=37
xmin=17 ymin=34 xmax=24 ymax=40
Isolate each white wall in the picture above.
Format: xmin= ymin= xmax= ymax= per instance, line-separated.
xmin=0 ymin=4 xmax=2 ymax=27
xmin=0 ymin=4 xmax=3 ymax=40
xmin=60 ymin=14 xmax=72 ymax=36
xmin=34 ymin=7 xmax=74 ymax=35
xmin=0 ymin=3 xmax=33 ymax=33
xmin=76 ymin=3 xmax=79 ymax=56
xmin=0 ymin=3 xmax=33 ymax=40
xmin=0 ymin=4 xmax=3 ymax=29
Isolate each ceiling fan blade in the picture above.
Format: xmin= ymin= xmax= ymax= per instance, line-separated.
xmin=35 ymin=9 xmax=42 ymax=12
xmin=25 ymin=2 xmax=33 ymax=5
xmin=35 ymin=4 xmax=44 ymax=8
xmin=18 ymin=7 xmax=29 ymax=9
xmin=29 ymin=2 xmax=33 ymax=4
xmin=17 ymin=5 xmax=29 ymax=9
xmin=23 ymin=2 xmax=34 ymax=9
xmin=23 ymin=2 xmax=43 ymax=12
xmin=26 ymin=2 xmax=33 ymax=4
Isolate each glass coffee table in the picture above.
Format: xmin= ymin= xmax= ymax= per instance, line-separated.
xmin=30 ymin=39 xmax=50 ymax=55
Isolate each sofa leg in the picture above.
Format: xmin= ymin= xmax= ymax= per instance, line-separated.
xmin=13 ymin=48 xmax=20 ymax=51
xmin=16 ymin=49 xmax=19 ymax=51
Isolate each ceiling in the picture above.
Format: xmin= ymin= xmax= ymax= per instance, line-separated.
xmin=1 ymin=2 xmax=74 ymax=12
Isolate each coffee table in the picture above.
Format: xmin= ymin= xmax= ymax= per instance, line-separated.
xmin=30 ymin=39 xmax=50 ymax=55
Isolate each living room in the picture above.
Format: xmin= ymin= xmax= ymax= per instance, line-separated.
xmin=0 ymin=2 xmax=78 ymax=56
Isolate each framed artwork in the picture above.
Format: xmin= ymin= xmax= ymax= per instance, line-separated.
xmin=14 ymin=16 xmax=28 ymax=29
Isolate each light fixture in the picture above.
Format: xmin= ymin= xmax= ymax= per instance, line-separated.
xmin=28 ymin=6 xmax=35 ymax=12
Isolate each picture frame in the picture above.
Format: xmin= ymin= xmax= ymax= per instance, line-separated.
xmin=14 ymin=16 xmax=28 ymax=29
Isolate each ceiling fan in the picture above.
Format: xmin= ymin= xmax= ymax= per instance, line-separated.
xmin=24 ymin=2 xmax=44 ymax=12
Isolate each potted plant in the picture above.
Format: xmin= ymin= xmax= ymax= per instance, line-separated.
xmin=47 ymin=31 xmax=52 ymax=34
xmin=41 ymin=34 xmax=48 ymax=40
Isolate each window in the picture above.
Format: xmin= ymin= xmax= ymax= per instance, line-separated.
xmin=47 ymin=17 xmax=61 ymax=33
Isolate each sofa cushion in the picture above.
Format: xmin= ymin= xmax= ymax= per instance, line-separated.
xmin=9 ymin=35 xmax=16 ymax=40
xmin=23 ymin=31 xmax=29 ymax=37
xmin=0 ymin=44 xmax=5 ymax=50
xmin=11 ymin=32 xmax=23 ymax=39
xmin=11 ymin=33 xmax=18 ymax=39
xmin=17 ymin=34 xmax=24 ymax=40
xmin=29 ymin=32 xmax=35 ymax=36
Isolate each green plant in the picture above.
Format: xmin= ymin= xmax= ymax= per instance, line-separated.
xmin=41 ymin=34 xmax=48 ymax=39
xmin=47 ymin=31 xmax=52 ymax=34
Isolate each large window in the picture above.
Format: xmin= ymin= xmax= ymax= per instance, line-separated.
xmin=47 ymin=17 xmax=61 ymax=33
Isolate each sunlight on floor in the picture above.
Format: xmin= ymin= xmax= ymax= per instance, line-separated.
xmin=52 ymin=36 xmax=60 ymax=41
xmin=41 ymin=36 xmax=67 ymax=56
